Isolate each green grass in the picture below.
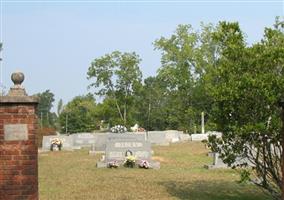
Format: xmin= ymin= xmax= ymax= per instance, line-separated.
xmin=39 ymin=142 xmax=272 ymax=200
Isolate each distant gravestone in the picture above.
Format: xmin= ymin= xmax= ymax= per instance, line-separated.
xmin=179 ymin=133 xmax=190 ymax=142
xmin=42 ymin=135 xmax=74 ymax=151
xmin=93 ymin=133 xmax=108 ymax=152
xmin=206 ymin=152 xmax=254 ymax=169
xmin=191 ymin=133 xmax=209 ymax=141
xmin=206 ymin=152 xmax=228 ymax=169
xmin=147 ymin=131 xmax=169 ymax=146
xmin=164 ymin=130 xmax=181 ymax=143
xmin=72 ymin=133 xmax=95 ymax=148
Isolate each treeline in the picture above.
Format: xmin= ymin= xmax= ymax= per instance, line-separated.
xmin=37 ymin=18 xmax=284 ymax=135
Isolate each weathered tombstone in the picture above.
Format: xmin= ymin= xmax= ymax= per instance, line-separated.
xmin=191 ymin=133 xmax=209 ymax=141
xmin=0 ymin=72 xmax=39 ymax=199
xmin=179 ymin=133 xmax=191 ymax=142
xmin=164 ymin=130 xmax=181 ymax=143
xmin=42 ymin=135 xmax=74 ymax=151
xmin=72 ymin=133 xmax=95 ymax=148
xmin=205 ymin=152 xmax=228 ymax=169
xmin=93 ymin=133 xmax=108 ymax=152
xmin=147 ymin=131 xmax=169 ymax=146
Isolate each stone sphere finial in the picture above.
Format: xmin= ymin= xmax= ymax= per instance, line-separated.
xmin=11 ymin=71 xmax=25 ymax=86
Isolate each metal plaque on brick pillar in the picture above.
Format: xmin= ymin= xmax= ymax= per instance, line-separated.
xmin=4 ymin=124 xmax=28 ymax=141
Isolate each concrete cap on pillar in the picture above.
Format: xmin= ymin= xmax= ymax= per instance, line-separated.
xmin=7 ymin=71 xmax=27 ymax=96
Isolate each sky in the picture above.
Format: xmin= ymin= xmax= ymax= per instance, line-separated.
xmin=0 ymin=0 xmax=283 ymax=112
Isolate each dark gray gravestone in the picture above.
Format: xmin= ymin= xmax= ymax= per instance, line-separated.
xmin=97 ymin=133 xmax=160 ymax=169
xmin=93 ymin=133 xmax=146 ymax=153
xmin=105 ymin=140 xmax=151 ymax=161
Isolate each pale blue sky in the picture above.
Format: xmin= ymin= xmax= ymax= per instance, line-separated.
xmin=0 ymin=0 xmax=283 ymax=110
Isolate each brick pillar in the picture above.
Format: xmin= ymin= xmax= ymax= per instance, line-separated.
xmin=0 ymin=72 xmax=39 ymax=200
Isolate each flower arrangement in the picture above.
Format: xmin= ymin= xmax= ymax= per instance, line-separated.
xmin=50 ymin=138 xmax=63 ymax=151
xmin=107 ymin=160 xmax=119 ymax=168
xmin=111 ymin=125 xmax=127 ymax=133
xmin=138 ymin=160 xmax=150 ymax=169
xmin=124 ymin=155 xmax=136 ymax=168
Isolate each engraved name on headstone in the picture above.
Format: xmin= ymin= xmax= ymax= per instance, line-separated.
xmin=4 ymin=124 xmax=28 ymax=141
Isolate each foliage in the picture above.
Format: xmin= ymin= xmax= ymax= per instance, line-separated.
xmin=59 ymin=94 xmax=97 ymax=133
xmin=207 ymin=18 xmax=284 ymax=199
xmin=152 ymin=24 xmax=217 ymax=131
xmin=36 ymin=90 xmax=57 ymax=128
xmin=87 ymin=51 xmax=142 ymax=126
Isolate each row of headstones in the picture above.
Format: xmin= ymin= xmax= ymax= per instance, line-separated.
xmin=42 ymin=130 xmax=192 ymax=151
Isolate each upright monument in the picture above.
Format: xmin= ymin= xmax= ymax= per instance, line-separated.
xmin=0 ymin=72 xmax=39 ymax=200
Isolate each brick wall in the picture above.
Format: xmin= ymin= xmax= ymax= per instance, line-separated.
xmin=0 ymin=103 xmax=38 ymax=200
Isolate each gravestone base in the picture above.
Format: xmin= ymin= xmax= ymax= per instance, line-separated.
xmin=96 ymin=160 xmax=160 ymax=169
xmin=96 ymin=161 xmax=108 ymax=168
xmin=205 ymin=163 xmax=228 ymax=169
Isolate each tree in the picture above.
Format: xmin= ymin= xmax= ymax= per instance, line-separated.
xmin=207 ymin=19 xmax=284 ymax=199
xmin=36 ymin=90 xmax=56 ymax=128
xmin=154 ymin=24 xmax=217 ymax=131
xmin=87 ymin=51 xmax=142 ymax=126
xmin=59 ymin=94 xmax=97 ymax=133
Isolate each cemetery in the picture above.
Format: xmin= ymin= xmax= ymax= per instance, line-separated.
xmin=0 ymin=71 xmax=277 ymax=200
xmin=0 ymin=2 xmax=282 ymax=200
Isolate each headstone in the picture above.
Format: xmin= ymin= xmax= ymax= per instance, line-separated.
xmin=97 ymin=133 xmax=160 ymax=169
xmin=206 ymin=152 xmax=254 ymax=169
xmin=179 ymin=133 xmax=190 ymax=142
xmin=105 ymin=140 xmax=151 ymax=161
xmin=191 ymin=133 xmax=209 ymax=141
xmin=147 ymin=131 xmax=169 ymax=146
xmin=205 ymin=152 xmax=228 ymax=169
xmin=93 ymin=133 xmax=108 ymax=152
xmin=164 ymin=130 xmax=181 ymax=143
xmin=72 ymin=133 xmax=95 ymax=148
xmin=42 ymin=135 xmax=74 ymax=151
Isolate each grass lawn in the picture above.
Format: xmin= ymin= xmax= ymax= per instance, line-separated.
xmin=39 ymin=142 xmax=272 ymax=200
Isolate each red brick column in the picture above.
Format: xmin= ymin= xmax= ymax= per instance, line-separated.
xmin=0 ymin=72 xmax=39 ymax=200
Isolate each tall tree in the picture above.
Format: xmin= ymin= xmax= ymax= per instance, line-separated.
xmin=36 ymin=90 xmax=56 ymax=128
xmin=154 ymin=24 xmax=217 ymax=131
xmin=59 ymin=94 xmax=97 ymax=133
xmin=87 ymin=51 xmax=142 ymax=126
xmin=207 ymin=19 xmax=284 ymax=199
